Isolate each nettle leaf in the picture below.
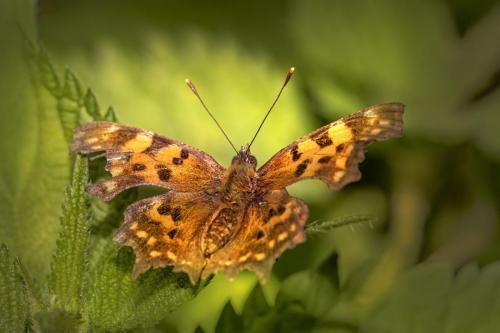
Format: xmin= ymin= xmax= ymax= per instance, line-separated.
xmin=215 ymin=302 xmax=244 ymax=333
xmin=84 ymin=240 xmax=198 ymax=332
xmin=360 ymin=262 xmax=500 ymax=333
xmin=240 ymin=285 xmax=277 ymax=333
xmin=49 ymin=155 xmax=90 ymax=314
xmin=241 ymin=284 xmax=270 ymax=319
xmin=38 ymin=48 xmax=62 ymax=97
xmin=57 ymin=69 xmax=84 ymax=145
xmin=83 ymin=89 xmax=102 ymax=120
xmin=35 ymin=310 xmax=81 ymax=333
xmin=104 ymin=106 xmax=118 ymax=122
xmin=0 ymin=244 xmax=32 ymax=333
xmin=277 ymin=271 xmax=337 ymax=318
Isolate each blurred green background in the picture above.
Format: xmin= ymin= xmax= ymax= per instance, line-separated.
xmin=1 ymin=0 xmax=500 ymax=332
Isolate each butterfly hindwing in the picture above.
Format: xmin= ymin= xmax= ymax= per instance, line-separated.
xmin=202 ymin=190 xmax=308 ymax=281
xmin=71 ymin=121 xmax=224 ymax=200
xmin=257 ymin=103 xmax=404 ymax=190
xmin=113 ymin=190 xmax=218 ymax=283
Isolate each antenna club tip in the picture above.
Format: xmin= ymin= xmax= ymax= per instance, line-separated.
xmin=284 ymin=66 xmax=296 ymax=86
xmin=185 ymin=79 xmax=197 ymax=93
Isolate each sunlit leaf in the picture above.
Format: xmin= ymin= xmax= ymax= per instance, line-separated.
xmin=49 ymin=156 xmax=90 ymax=314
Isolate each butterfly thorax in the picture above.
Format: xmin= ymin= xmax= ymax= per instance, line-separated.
xmin=201 ymin=146 xmax=258 ymax=257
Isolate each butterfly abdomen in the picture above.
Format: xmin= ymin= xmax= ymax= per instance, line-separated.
xmin=202 ymin=207 xmax=240 ymax=256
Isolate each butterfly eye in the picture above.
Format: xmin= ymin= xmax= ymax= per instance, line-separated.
xmin=247 ymin=155 xmax=257 ymax=167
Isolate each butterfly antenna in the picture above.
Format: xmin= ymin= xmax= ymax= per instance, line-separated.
xmin=185 ymin=79 xmax=238 ymax=154
xmin=248 ymin=67 xmax=295 ymax=148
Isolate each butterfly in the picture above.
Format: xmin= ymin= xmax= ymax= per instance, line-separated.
xmin=71 ymin=68 xmax=404 ymax=284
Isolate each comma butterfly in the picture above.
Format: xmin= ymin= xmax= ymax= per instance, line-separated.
xmin=71 ymin=68 xmax=404 ymax=284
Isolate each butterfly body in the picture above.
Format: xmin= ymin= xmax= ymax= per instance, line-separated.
xmin=72 ymin=102 xmax=404 ymax=283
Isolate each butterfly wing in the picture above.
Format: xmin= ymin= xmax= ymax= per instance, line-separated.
xmin=202 ymin=190 xmax=308 ymax=281
xmin=113 ymin=190 xmax=218 ymax=283
xmin=71 ymin=121 xmax=224 ymax=200
xmin=257 ymin=103 xmax=404 ymax=190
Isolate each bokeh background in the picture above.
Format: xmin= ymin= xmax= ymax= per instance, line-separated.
xmin=1 ymin=0 xmax=499 ymax=332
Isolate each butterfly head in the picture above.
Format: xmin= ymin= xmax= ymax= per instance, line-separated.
xmin=232 ymin=144 xmax=257 ymax=169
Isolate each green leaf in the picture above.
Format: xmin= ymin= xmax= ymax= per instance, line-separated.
xmin=214 ymin=271 xmax=338 ymax=333
xmin=57 ymin=70 xmax=84 ymax=144
xmin=0 ymin=244 xmax=32 ymax=333
xmin=49 ymin=155 xmax=90 ymax=314
xmin=104 ymin=106 xmax=118 ymax=122
xmin=240 ymin=285 xmax=278 ymax=333
xmin=360 ymin=262 xmax=452 ymax=333
xmin=215 ymin=302 xmax=244 ymax=333
xmin=277 ymin=271 xmax=337 ymax=318
xmin=360 ymin=261 xmax=500 ymax=333
xmin=84 ymin=89 xmax=102 ymax=120
xmin=62 ymin=69 xmax=85 ymax=103
xmin=37 ymin=48 xmax=62 ymax=97
xmin=444 ymin=263 xmax=500 ymax=333
xmin=305 ymin=215 xmax=377 ymax=236
xmin=241 ymin=284 xmax=270 ymax=319
xmin=84 ymin=240 xmax=198 ymax=332
xmin=35 ymin=310 xmax=81 ymax=333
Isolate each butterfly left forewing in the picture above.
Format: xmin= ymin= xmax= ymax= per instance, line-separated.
xmin=202 ymin=190 xmax=308 ymax=281
xmin=257 ymin=102 xmax=404 ymax=191
xmin=72 ymin=121 xmax=224 ymax=200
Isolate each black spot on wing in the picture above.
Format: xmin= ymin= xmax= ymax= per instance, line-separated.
xmin=318 ymin=156 xmax=332 ymax=164
xmin=291 ymin=144 xmax=302 ymax=162
xmin=167 ymin=228 xmax=178 ymax=239
xmin=314 ymin=132 xmax=333 ymax=148
xmin=171 ymin=207 xmax=182 ymax=222
xmin=132 ymin=163 xmax=146 ymax=171
xmin=295 ymin=159 xmax=311 ymax=177
xmin=157 ymin=204 xmax=171 ymax=215
xmin=157 ymin=168 xmax=171 ymax=181
xmin=256 ymin=230 xmax=265 ymax=240
xmin=143 ymin=134 xmax=174 ymax=155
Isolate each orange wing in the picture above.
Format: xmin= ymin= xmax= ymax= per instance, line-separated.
xmin=113 ymin=191 xmax=217 ymax=283
xmin=71 ymin=121 xmax=224 ymax=200
xmin=202 ymin=190 xmax=308 ymax=281
xmin=257 ymin=103 xmax=404 ymax=191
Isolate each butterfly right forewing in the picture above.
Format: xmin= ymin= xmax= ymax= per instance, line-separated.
xmin=257 ymin=103 xmax=404 ymax=191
